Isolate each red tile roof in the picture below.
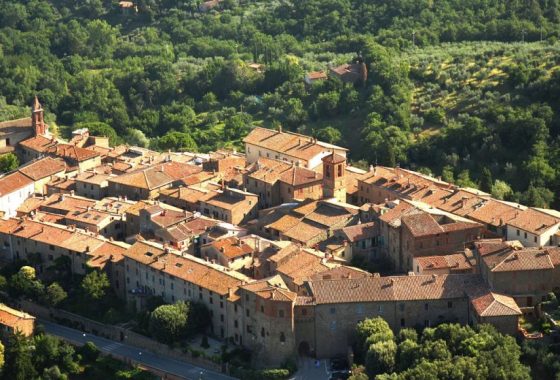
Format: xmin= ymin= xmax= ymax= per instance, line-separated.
xmin=470 ymin=292 xmax=521 ymax=317
xmin=0 ymin=172 xmax=33 ymax=196
xmin=19 ymin=157 xmax=66 ymax=181
xmin=308 ymin=274 xmax=485 ymax=304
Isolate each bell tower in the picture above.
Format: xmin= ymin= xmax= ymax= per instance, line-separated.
xmin=31 ymin=96 xmax=46 ymax=136
xmin=322 ymin=152 xmax=346 ymax=202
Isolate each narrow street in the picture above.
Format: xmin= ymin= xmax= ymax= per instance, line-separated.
xmin=41 ymin=320 xmax=236 ymax=380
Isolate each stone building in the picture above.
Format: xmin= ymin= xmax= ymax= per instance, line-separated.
xmin=243 ymin=127 xmax=347 ymax=171
xmin=0 ymin=303 xmax=35 ymax=338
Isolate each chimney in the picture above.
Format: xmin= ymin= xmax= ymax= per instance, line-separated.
xmin=431 ymin=274 xmax=437 ymax=282
xmin=278 ymin=125 xmax=283 ymax=133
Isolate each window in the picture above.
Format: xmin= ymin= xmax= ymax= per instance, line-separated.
xmin=220 ymin=314 xmax=224 ymax=322
xmin=330 ymin=307 xmax=336 ymax=314
xmin=246 ymin=325 xmax=252 ymax=333
xmin=400 ymin=318 xmax=405 ymax=327
xmin=280 ymin=332 xmax=286 ymax=343
xmin=246 ymin=309 xmax=250 ymax=317
xmin=424 ymin=303 xmax=428 ymax=311
xmin=534 ymin=236 xmax=537 ymax=243
xmin=261 ymin=328 xmax=265 ymax=337
xmin=278 ymin=310 xmax=285 ymax=318
xmin=524 ymin=232 xmax=527 ymax=239
xmin=424 ymin=320 xmax=430 ymax=327
xmin=260 ymin=305 xmax=264 ymax=313
xmin=302 ymin=308 xmax=307 ymax=316
xmin=49 ymin=245 xmax=54 ymax=251
xmin=448 ymin=301 xmax=453 ymax=308
xmin=234 ymin=320 xmax=238 ymax=328
xmin=399 ymin=303 xmax=405 ymax=312
xmin=517 ymin=229 xmax=520 ymax=236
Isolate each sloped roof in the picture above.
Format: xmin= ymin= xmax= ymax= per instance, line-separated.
xmin=470 ymin=292 xmax=522 ymax=317
xmin=19 ymin=157 xmax=66 ymax=181
xmin=308 ymin=274 xmax=485 ymax=304
xmin=0 ymin=172 xmax=33 ymax=196
xmin=243 ymin=127 xmax=346 ymax=163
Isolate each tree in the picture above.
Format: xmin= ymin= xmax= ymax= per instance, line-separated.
xmin=9 ymin=267 xmax=44 ymax=300
xmin=125 ymin=128 xmax=150 ymax=148
xmin=0 ymin=153 xmax=19 ymax=173
xmin=479 ymin=167 xmax=493 ymax=193
xmin=156 ymin=131 xmax=198 ymax=152
xmin=492 ymin=180 xmax=513 ymax=200
xmin=79 ymin=341 xmax=100 ymax=363
xmin=3 ymin=333 xmax=37 ymax=380
xmin=44 ymin=282 xmax=67 ymax=307
xmin=149 ymin=301 xmax=190 ymax=344
xmin=0 ymin=340 xmax=4 ymax=370
xmin=365 ymin=340 xmax=397 ymax=377
xmin=355 ymin=317 xmax=394 ymax=361
xmin=315 ymin=126 xmax=342 ymax=144
xmin=81 ymin=271 xmax=110 ymax=300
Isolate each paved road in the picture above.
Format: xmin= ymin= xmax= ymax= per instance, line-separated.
xmin=41 ymin=320 xmax=235 ymax=380
xmin=291 ymin=357 xmax=330 ymax=380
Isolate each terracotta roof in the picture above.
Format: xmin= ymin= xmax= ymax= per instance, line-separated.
xmin=0 ymin=117 xmax=32 ymax=130
xmin=415 ymin=253 xmax=473 ymax=272
xmin=46 ymin=143 xmax=100 ymax=162
xmin=18 ymin=157 xmax=66 ymax=181
xmin=309 ymin=274 xmax=485 ymax=304
xmin=282 ymin=220 xmax=325 ymax=244
xmin=47 ymin=177 xmax=76 ymax=191
xmin=40 ymin=193 xmax=96 ymax=214
xmin=0 ymin=172 xmax=33 ymax=196
xmin=110 ymin=162 xmax=200 ymax=190
xmin=276 ymin=249 xmax=337 ymax=285
xmin=378 ymin=202 xmax=419 ymax=227
xmin=87 ymin=241 xmax=128 ymax=269
xmin=243 ymin=127 xmax=346 ymax=163
xmin=306 ymin=71 xmax=327 ymax=80
xmin=124 ymin=241 xmax=249 ymax=297
xmin=203 ymin=188 xmax=257 ymax=211
xmin=19 ymin=135 xmax=53 ymax=152
xmin=65 ymin=209 xmax=112 ymax=226
xmin=507 ymin=208 xmax=560 ymax=235
xmin=340 ymin=222 xmax=377 ymax=242
xmin=0 ymin=117 xmax=35 ymax=138
xmin=240 ymin=275 xmax=297 ymax=302
xmin=210 ymin=236 xmax=253 ymax=259
xmin=75 ymin=172 xmax=111 ymax=185
xmin=0 ymin=304 xmax=34 ymax=328
xmin=470 ymin=292 xmax=522 ymax=317
xmin=480 ymin=245 xmax=560 ymax=272
xmin=309 ymin=266 xmax=371 ymax=281
xmin=322 ymin=153 xmax=346 ymax=165
xmin=402 ymin=212 xmax=480 ymax=237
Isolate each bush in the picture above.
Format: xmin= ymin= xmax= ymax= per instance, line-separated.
xmin=79 ymin=341 xmax=100 ymax=363
xmin=231 ymin=367 xmax=290 ymax=380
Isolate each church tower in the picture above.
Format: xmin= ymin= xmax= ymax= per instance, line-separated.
xmin=322 ymin=152 xmax=346 ymax=202
xmin=31 ymin=96 xmax=46 ymax=136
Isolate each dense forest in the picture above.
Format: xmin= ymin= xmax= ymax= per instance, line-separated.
xmin=2 ymin=0 xmax=560 ymax=207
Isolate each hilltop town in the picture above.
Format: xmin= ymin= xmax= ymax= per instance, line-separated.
xmin=0 ymin=98 xmax=557 ymax=375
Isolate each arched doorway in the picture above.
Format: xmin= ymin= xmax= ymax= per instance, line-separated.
xmin=298 ymin=341 xmax=311 ymax=356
